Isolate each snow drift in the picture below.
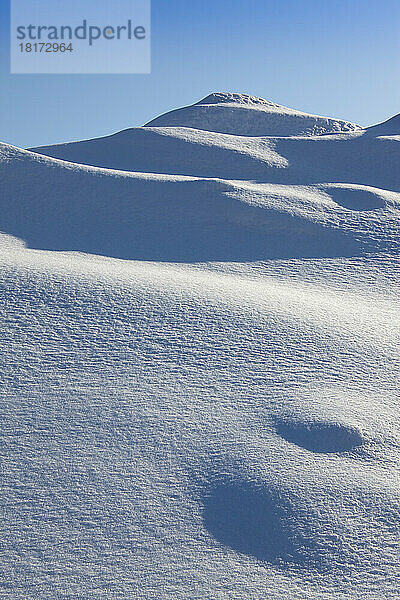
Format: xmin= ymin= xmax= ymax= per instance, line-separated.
xmin=145 ymin=92 xmax=361 ymax=136
xmin=1 ymin=142 xmax=398 ymax=262
xmin=1 ymin=93 xmax=400 ymax=600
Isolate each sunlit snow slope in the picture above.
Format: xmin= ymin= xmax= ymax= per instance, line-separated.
xmin=1 ymin=93 xmax=400 ymax=600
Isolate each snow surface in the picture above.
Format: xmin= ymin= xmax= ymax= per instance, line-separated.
xmin=1 ymin=93 xmax=400 ymax=599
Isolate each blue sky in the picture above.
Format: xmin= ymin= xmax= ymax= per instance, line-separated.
xmin=1 ymin=0 xmax=400 ymax=148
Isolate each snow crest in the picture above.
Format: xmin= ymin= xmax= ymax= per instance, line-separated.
xmin=143 ymin=91 xmax=361 ymax=136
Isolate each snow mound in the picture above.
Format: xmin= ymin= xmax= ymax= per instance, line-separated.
xmin=29 ymin=128 xmax=400 ymax=192
xmin=28 ymin=95 xmax=399 ymax=192
xmin=365 ymin=113 xmax=400 ymax=136
xmin=2 ymin=143 xmax=399 ymax=261
xmin=29 ymin=126 xmax=288 ymax=179
xmin=144 ymin=92 xmax=360 ymax=136
xmin=196 ymin=92 xmax=284 ymax=107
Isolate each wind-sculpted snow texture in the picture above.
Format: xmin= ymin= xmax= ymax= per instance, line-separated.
xmin=1 ymin=93 xmax=400 ymax=599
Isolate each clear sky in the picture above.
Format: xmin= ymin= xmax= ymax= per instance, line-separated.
xmin=1 ymin=0 xmax=400 ymax=148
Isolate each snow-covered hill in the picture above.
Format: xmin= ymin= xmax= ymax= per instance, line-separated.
xmin=145 ymin=92 xmax=361 ymax=136
xmin=365 ymin=112 xmax=400 ymax=136
xmin=1 ymin=94 xmax=399 ymax=599
xmin=28 ymin=94 xmax=397 ymax=190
